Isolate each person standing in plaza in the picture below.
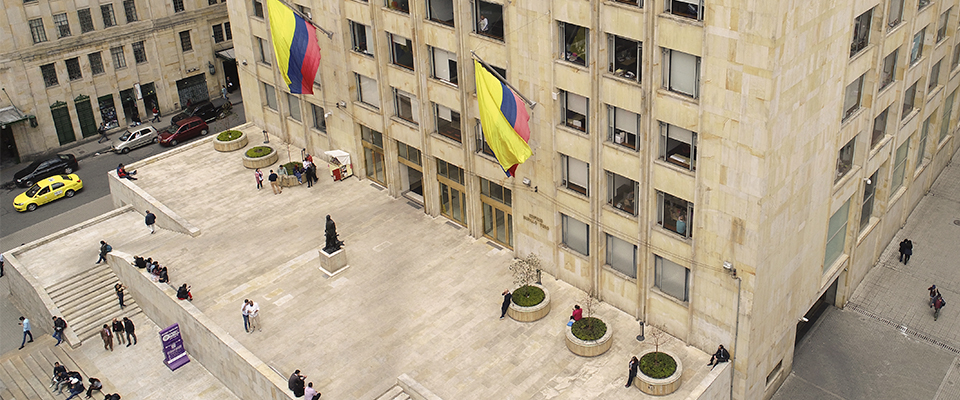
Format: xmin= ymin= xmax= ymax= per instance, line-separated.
xmin=52 ymin=316 xmax=67 ymax=346
xmin=18 ymin=316 xmax=33 ymax=350
xmin=247 ymin=300 xmax=261 ymax=332
xmin=145 ymin=210 xmax=156 ymax=234
xmin=625 ymin=356 xmax=639 ymax=388
xmin=242 ymin=299 xmax=251 ymax=332
xmin=269 ymin=170 xmax=282 ymax=194
xmin=288 ymin=370 xmax=306 ymax=397
xmin=1 ymin=253 xmax=5 ymax=277
xmin=903 ymin=239 xmax=913 ymax=265
xmin=221 ymin=85 xmax=228 ymax=100
xmin=304 ymin=159 xmax=315 ymax=188
xmin=934 ymin=294 xmax=946 ymax=321
xmin=96 ymin=241 xmax=112 ymax=264
xmin=112 ymin=318 xmax=125 ymax=346
xmin=122 ymin=317 xmax=137 ymax=346
xmin=100 ymin=324 xmax=113 ymax=351
xmin=500 ymin=289 xmax=512 ymax=319
xmin=114 ymin=283 xmax=125 ymax=309
xmin=255 ymin=168 xmax=264 ymax=190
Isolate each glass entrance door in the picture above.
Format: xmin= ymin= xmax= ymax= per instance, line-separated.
xmin=440 ymin=181 xmax=466 ymax=226
xmin=364 ymin=146 xmax=386 ymax=185
xmin=483 ymin=201 xmax=513 ymax=247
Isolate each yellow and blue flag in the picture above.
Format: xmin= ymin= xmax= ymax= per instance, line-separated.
xmin=474 ymin=60 xmax=531 ymax=176
xmin=267 ymin=0 xmax=321 ymax=94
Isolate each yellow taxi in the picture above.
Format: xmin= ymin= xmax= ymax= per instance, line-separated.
xmin=13 ymin=174 xmax=83 ymax=212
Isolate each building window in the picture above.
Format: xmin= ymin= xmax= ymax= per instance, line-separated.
xmin=888 ymin=0 xmax=904 ymax=28
xmin=430 ymin=47 xmax=458 ymax=85
xmin=213 ymin=24 xmax=225 ymax=43
xmin=89 ymin=52 xmax=104 ymax=75
xmin=609 ymin=35 xmax=641 ymax=81
xmin=606 ymin=235 xmax=637 ymax=278
xmin=435 ymin=104 xmax=461 ymax=142
xmin=842 ymin=74 xmax=865 ymax=120
xmin=663 ymin=48 xmax=700 ymax=98
xmin=253 ymin=0 xmax=264 ymax=18
xmin=256 ymin=37 xmax=270 ymax=64
xmin=179 ymin=31 xmax=193 ymax=52
xmin=123 ymin=0 xmax=138 ymax=23
xmin=476 ymin=120 xmax=494 ymax=156
xmin=916 ymin=115 xmax=933 ymax=169
xmin=350 ymin=22 xmax=373 ymax=56
xmin=559 ymin=90 xmax=588 ymax=132
xmin=608 ymin=106 xmax=640 ymax=151
xmin=607 ymin=172 xmax=638 ymax=216
xmin=393 ymin=89 xmax=419 ymax=124
xmin=940 ymin=91 xmax=955 ymax=143
xmin=835 ymin=137 xmax=855 ymax=182
xmin=398 ymin=141 xmax=422 ymax=166
xmin=654 ymin=255 xmax=689 ymax=301
xmin=659 ymin=123 xmax=697 ymax=171
xmin=823 ymin=198 xmax=851 ymax=270
xmin=910 ymin=28 xmax=925 ymax=65
xmin=361 ymin=125 xmax=384 ymax=149
xmin=66 ymin=58 xmax=82 ymax=81
xmin=132 ymin=41 xmax=147 ymax=64
xmin=29 ymin=19 xmax=47 ymax=43
xmin=40 ymin=64 xmax=58 ymax=87
xmin=928 ymin=60 xmax=942 ymax=92
xmin=850 ymin=9 xmax=872 ymax=57
xmin=561 ymin=214 xmax=589 ymax=256
xmin=287 ymin=93 xmax=302 ymax=121
xmin=559 ymin=22 xmax=589 ymax=66
xmin=665 ymin=0 xmax=703 ymax=21
xmin=110 ymin=46 xmax=126 ymax=69
xmin=560 ymin=154 xmax=589 ymax=196
xmin=871 ymin=107 xmax=890 ymax=148
xmin=356 ymin=73 xmax=380 ymax=109
xmin=937 ymin=10 xmax=950 ymax=42
xmin=657 ymin=191 xmax=693 ymax=238
xmin=53 ymin=13 xmax=71 ymax=38
xmin=890 ymin=139 xmax=909 ymax=196
xmin=474 ymin=1 xmax=504 ymax=41
xmin=225 ymin=22 xmax=232 ymax=40
xmin=78 ymin=9 xmax=94 ymax=33
xmin=389 ymin=33 xmax=415 ymax=70
xmin=953 ymin=43 xmax=960 ymax=70
xmin=437 ymin=159 xmax=466 ymax=225
xmin=311 ymin=104 xmax=327 ymax=132
xmin=428 ymin=0 xmax=454 ymax=26
xmin=387 ymin=0 xmax=409 ymax=13
xmin=101 ymin=4 xmax=116 ymax=27
xmin=210 ymin=0 xmax=219 ymax=4
xmin=918 ymin=0 xmax=931 ymax=10
xmin=879 ymin=49 xmax=898 ymax=90
xmin=296 ymin=4 xmax=312 ymax=17
xmin=616 ymin=0 xmax=642 ymax=7
xmin=263 ymin=83 xmax=277 ymax=110
xmin=481 ymin=178 xmax=513 ymax=247
xmin=859 ymin=170 xmax=878 ymax=232
xmin=174 ymin=0 xmax=185 ymax=12
xmin=363 ymin=126 xmax=387 ymax=186
xmin=901 ymin=81 xmax=918 ymax=120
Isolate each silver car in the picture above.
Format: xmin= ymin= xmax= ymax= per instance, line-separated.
xmin=111 ymin=126 xmax=159 ymax=154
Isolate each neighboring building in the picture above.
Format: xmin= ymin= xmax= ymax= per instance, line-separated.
xmin=230 ymin=0 xmax=959 ymax=398
xmin=0 ymin=0 xmax=235 ymax=162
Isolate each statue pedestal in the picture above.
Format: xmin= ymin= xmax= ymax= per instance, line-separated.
xmin=319 ymin=248 xmax=349 ymax=277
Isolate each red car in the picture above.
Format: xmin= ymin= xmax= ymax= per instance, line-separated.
xmin=158 ymin=116 xmax=209 ymax=146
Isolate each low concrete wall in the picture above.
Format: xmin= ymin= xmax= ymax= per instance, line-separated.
xmin=108 ymin=165 xmax=201 ymax=238
xmin=107 ymin=251 xmax=293 ymax=400
xmin=688 ymin=362 xmax=731 ymax=400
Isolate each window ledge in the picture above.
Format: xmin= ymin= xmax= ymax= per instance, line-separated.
xmin=604 ymin=1 xmax=644 ymax=12
xmin=649 ymin=287 xmax=689 ymax=307
xmin=559 ymin=244 xmax=590 ymax=260
xmin=841 ymin=107 xmax=866 ymax=125
xmin=469 ymin=32 xmax=505 ymax=45
xmin=351 ymin=50 xmax=375 ymax=58
xmin=914 ymin=160 xmax=930 ymax=178
xmin=654 ymin=158 xmax=696 ymax=176
xmin=390 ymin=63 xmax=416 ymax=74
xmin=603 ymin=141 xmax=641 ymax=154
xmin=856 ymin=217 xmax=880 ymax=244
xmin=557 ymin=124 xmax=589 ymax=137
xmin=849 ymin=44 xmax=874 ymax=61
xmin=900 ymin=108 xmax=919 ymax=125
xmin=391 ymin=116 xmax=419 ymax=128
xmin=430 ymin=78 xmax=459 ymax=89
xmin=424 ymin=19 xmax=455 ymax=30
xmin=286 ymin=117 xmax=303 ymax=125
xmin=604 ymin=73 xmax=642 ymax=87
xmin=886 ymin=21 xmax=905 ymax=34
xmin=603 ymin=204 xmax=639 ymax=219
xmin=936 ymin=134 xmax=952 ymax=150
xmin=601 ymin=264 xmax=637 ymax=283
xmin=877 ymin=81 xmax=896 ymax=96
xmin=658 ymin=12 xmax=704 ymax=27
xmin=908 ymin=57 xmax=925 ymax=70
xmin=868 ymin=135 xmax=892 ymax=159
xmin=888 ymin=185 xmax=907 ymax=204
xmin=926 ymin=85 xmax=943 ymax=101
xmin=264 ymin=107 xmax=279 ymax=115
xmin=822 ymin=254 xmax=848 ymax=283
xmin=559 ymin=185 xmax=590 ymax=199
xmin=431 ymin=131 xmax=463 ymax=147
xmin=310 ymin=127 xmax=327 ymax=136
xmin=474 ymin=151 xmax=499 ymax=165
xmin=353 ymin=101 xmax=380 ymax=113
xmin=555 ymin=58 xmax=589 ymax=70
xmin=657 ymin=88 xmax=699 ymax=104
xmin=654 ymin=225 xmax=691 ymax=242
xmin=382 ymin=7 xmax=411 ymax=17
xmin=832 ymin=165 xmax=861 ymax=190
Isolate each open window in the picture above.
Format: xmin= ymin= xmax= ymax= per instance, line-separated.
xmin=474 ymin=1 xmax=504 ymax=41
xmin=608 ymin=106 xmax=640 ymax=151
xmin=350 ymin=21 xmax=374 ymax=57
xmin=880 ymin=49 xmax=898 ymax=90
xmin=389 ymin=33 xmax=414 ymax=70
xmin=560 ymin=90 xmax=588 ymax=132
xmin=850 ymin=8 xmax=873 ymax=57
xmin=657 ymin=191 xmax=693 ymax=238
xmin=393 ymin=89 xmax=419 ymax=124
xmin=559 ymin=22 xmax=589 ymax=66
xmin=835 ymin=137 xmax=855 ymax=182
xmin=606 ymin=172 xmax=638 ymax=216
xmin=609 ymin=35 xmax=641 ymax=82
xmin=428 ymin=0 xmax=454 ymax=26
xmin=436 ymin=104 xmax=461 ymax=142
xmin=665 ymin=0 xmax=702 ymax=21
xmin=659 ymin=123 xmax=697 ymax=171
xmin=430 ymin=47 xmax=458 ymax=85
xmin=560 ymin=154 xmax=589 ymax=196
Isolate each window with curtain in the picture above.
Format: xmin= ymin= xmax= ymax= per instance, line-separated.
xmin=659 ymin=123 xmax=697 ymax=171
xmin=263 ymin=83 xmax=277 ymax=110
xmin=655 ymin=255 xmax=689 ymax=301
xmin=287 ymin=93 xmax=301 ymax=121
xmin=561 ymin=154 xmax=589 ymax=196
xmin=357 ymin=74 xmax=380 ymax=109
xmin=562 ymin=214 xmax=589 ymax=256
xmin=608 ymin=106 xmax=640 ymax=150
xmin=663 ymin=48 xmax=700 ymax=98
xmin=606 ymin=234 xmax=637 ymax=278
xmin=560 ymin=90 xmax=588 ymax=132
xmin=606 ymin=172 xmax=638 ymax=215
xmin=393 ymin=89 xmax=419 ymax=124
xmin=430 ymin=47 xmax=458 ymax=85
xmin=436 ymin=104 xmax=461 ymax=142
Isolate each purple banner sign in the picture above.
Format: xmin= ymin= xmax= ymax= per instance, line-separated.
xmin=160 ymin=323 xmax=190 ymax=371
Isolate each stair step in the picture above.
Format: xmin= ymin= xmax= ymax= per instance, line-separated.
xmin=1 ymin=389 xmax=16 ymax=400
xmin=21 ymin=355 xmax=56 ymax=400
xmin=0 ymin=359 xmax=40 ymax=399
xmin=50 ymin=273 xmax=119 ymax=306
xmin=0 ymin=361 xmax=30 ymax=400
xmin=377 ymin=385 xmax=405 ymax=400
xmin=68 ymin=298 xmax=139 ymax=336
xmin=60 ymin=291 xmax=124 ymax=321
xmin=46 ymin=264 xmax=112 ymax=293
xmin=9 ymin=357 xmax=54 ymax=400
xmin=76 ymin=308 xmax=143 ymax=342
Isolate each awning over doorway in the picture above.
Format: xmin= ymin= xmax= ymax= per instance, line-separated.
xmin=0 ymin=106 xmax=30 ymax=125
xmin=215 ymin=48 xmax=236 ymax=60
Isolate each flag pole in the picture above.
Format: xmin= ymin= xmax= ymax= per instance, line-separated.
xmin=471 ymin=51 xmax=536 ymax=108
xmin=273 ymin=0 xmax=334 ymax=39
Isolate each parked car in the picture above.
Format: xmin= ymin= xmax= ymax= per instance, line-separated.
xmin=111 ymin=126 xmax=159 ymax=154
xmin=158 ymin=116 xmax=209 ymax=146
xmin=13 ymin=154 xmax=79 ymax=188
xmin=13 ymin=174 xmax=83 ymax=212
xmin=171 ymin=99 xmax=228 ymax=124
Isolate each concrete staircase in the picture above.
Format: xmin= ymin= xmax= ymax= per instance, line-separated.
xmin=375 ymin=385 xmax=412 ymax=400
xmin=0 ymin=336 xmax=107 ymax=400
xmin=46 ymin=264 xmax=142 ymax=342
xmin=374 ymin=374 xmax=443 ymax=400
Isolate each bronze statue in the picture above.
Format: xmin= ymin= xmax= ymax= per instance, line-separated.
xmin=324 ymin=215 xmax=344 ymax=253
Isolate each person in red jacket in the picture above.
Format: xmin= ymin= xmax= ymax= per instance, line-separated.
xmin=570 ymin=305 xmax=582 ymax=321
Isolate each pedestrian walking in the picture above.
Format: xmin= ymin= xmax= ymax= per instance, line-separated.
xmin=151 ymin=105 xmax=161 ymax=123
xmin=96 ymin=241 xmax=112 ymax=264
xmin=288 ymin=370 xmax=306 ymax=397
xmin=934 ymin=294 xmax=946 ymax=321
xmin=115 ymin=283 xmax=125 ymax=308
xmin=304 ymin=382 xmax=321 ymax=400
xmin=255 ymin=168 xmax=264 ymax=190
xmin=247 ymin=300 xmax=261 ymax=332
xmin=97 ymin=123 xmax=110 ymax=143
xmin=304 ymin=161 xmax=316 ymax=188
xmin=903 ymin=239 xmax=913 ymax=264
xmin=18 ymin=316 xmax=33 ymax=350
xmin=100 ymin=324 xmax=113 ymax=351
xmin=625 ymin=356 xmax=639 ymax=387
xmin=269 ymin=170 xmax=282 ymax=194
xmin=500 ymin=289 xmax=512 ymax=319
xmin=122 ymin=317 xmax=137 ymax=346
xmin=52 ymin=316 xmax=67 ymax=346
xmin=112 ymin=318 xmax=125 ymax=345
xmin=242 ymin=299 xmax=251 ymax=332
xmin=145 ymin=210 xmax=156 ymax=234
xmin=1 ymin=253 xmax=5 ymax=277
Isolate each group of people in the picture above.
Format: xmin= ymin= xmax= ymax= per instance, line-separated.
xmin=241 ymin=299 xmax=261 ymax=333
xmin=50 ymin=362 xmax=115 ymax=399
xmin=100 ymin=317 xmax=138 ymax=350
xmin=134 ymin=255 xmax=170 ymax=283
xmin=256 ymin=154 xmax=321 ymax=194
xmin=929 ymin=284 xmax=947 ymax=320
xmin=288 ymin=370 xmax=321 ymax=399
xmin=898 ymin=238 xmax=914 ymax=264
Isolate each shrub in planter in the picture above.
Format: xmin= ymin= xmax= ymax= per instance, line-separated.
xmin=639 ymin=352 xmax=677 ymax=379
xmin=512 ymin=285 xmax=545 ymax=307
xmin=571 ymin=317 xmax=607 ymax=341
xmin=281 ymin=162 xmax=304 ymax=175
xmin=217 ymin=130 xmax=243 ymax=141
xmin=246 ymin=146 xmax=273 ymax=158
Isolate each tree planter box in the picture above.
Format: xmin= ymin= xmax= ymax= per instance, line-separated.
xmin=213 ymin=131 xmax=248 ymax=152
xmin=564 ymin=321 xmax=612 ymax=357
xmin=635 ymin=349 xmax=682 ymax=395
xmin=507 ymin=284 xmax=551 ymax=322
xmin=242 ymin=147 xmax=278 ymax=169
xmin=279 ymin=175 xmax=303 ymax=187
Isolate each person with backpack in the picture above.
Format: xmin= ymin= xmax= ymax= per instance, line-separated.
xmin=96 ymin=241 xmax=112 ymax=264
xmin=934 ymin=294 xmax=946 ymax=321
xmin=929 ymin=285 xmax=940 ymax=307
xmin=52 ymin=316 xmax=67 ymax=346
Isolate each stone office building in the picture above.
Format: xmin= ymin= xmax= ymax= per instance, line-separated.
xmin=0 ymin=0 xmax=234 ymax=162
xmin=230 ymin=0 xmax=960 ymax=398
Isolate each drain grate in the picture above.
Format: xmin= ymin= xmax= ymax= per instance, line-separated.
xmin=846 ymin=303 xmax=960 ymax=355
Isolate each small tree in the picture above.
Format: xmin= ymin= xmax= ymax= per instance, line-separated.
xmin=508 ymin=253 xmax=540 ymax=287
xmin=580 ymin=291 xmax=597 ymax=318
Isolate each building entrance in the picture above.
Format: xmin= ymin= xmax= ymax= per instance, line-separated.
xmin=1 ymin=124 xmax=19 ymax=165
xmin=98 ymin=95 xmax=117 ymax=127
xmin=796 ymin=277 xmax=839 ymax=345
xmin=141 ymin=82 xmax=159 ymax=113
xmin=176 ymin=74 xmax=209 ymax=109
xmin=120 ymin=88 xmax=141 ymax=124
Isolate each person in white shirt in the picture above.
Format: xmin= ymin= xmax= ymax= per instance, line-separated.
xmin=479 ymin=15 xmax=489 ymax=32
xmin=242 ymin=299 xmax=251 ymax=333
xmin=247 ymin=301 xmax=261 ymax=332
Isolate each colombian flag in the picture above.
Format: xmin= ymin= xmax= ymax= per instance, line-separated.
xmin=474 ymin=60 xmax=532 ymax=177
xmin=267 ymin=0 xmax=321 ymax=94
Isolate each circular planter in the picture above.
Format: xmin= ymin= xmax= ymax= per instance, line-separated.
xmin=242 ymin=146 xmax=278 ymax=169
xmin=564 ymin=318 xmax=612 ymax=357
xmin=507 ymin=284 xmax=551 ymax=322
xmin=635 ymin=349 xmax=683 ymax=395
xmin=214 ymin=130 xmax=248 ymax=152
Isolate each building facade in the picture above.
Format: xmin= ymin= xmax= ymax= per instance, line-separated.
xmin=0 ymin=0 xmax=234 ymax=162
xmin=230 ymin=0 xmax=960 ymax=398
